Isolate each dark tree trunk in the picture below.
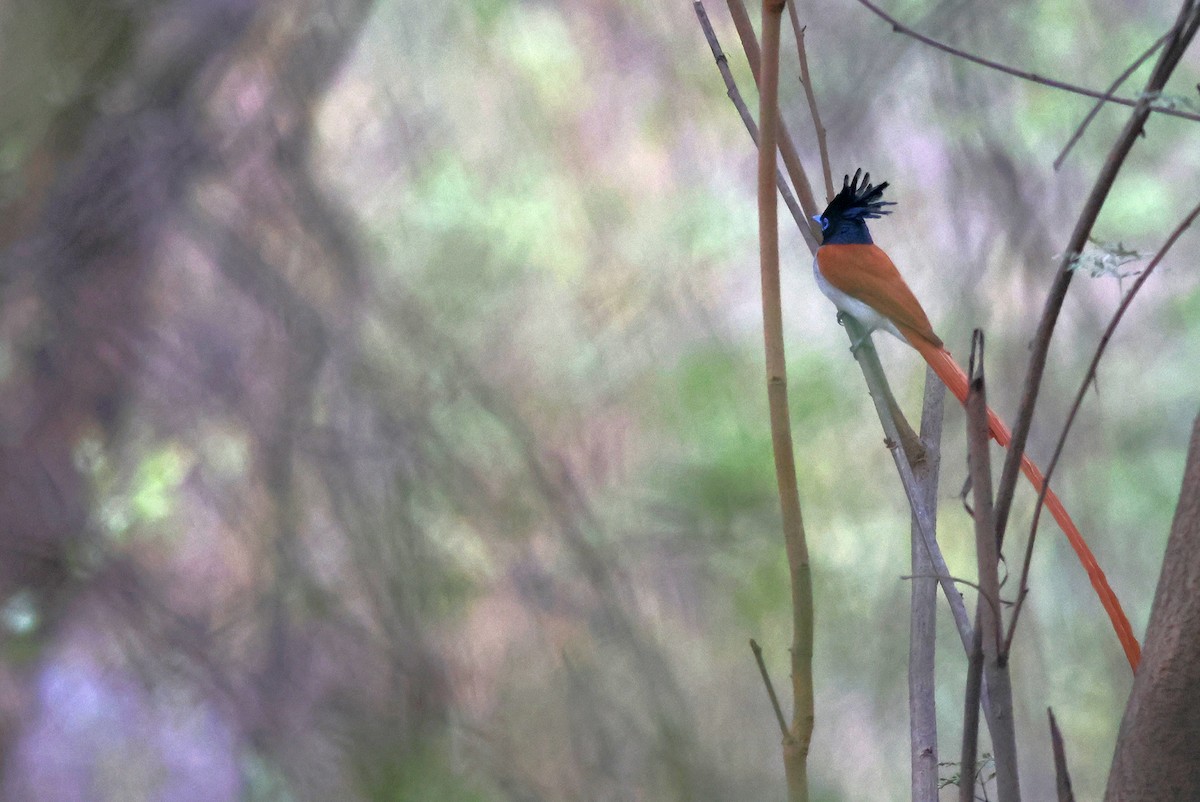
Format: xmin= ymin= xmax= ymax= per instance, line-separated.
xmin=1105 ymin=413 xmax=1200 ymax=800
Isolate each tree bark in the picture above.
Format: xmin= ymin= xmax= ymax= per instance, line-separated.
xmin=1105 ymin=413 xmax=1200 ymax=800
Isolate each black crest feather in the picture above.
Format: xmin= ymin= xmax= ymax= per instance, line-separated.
xmin=821 ymin=168 xmax=895 ymax=222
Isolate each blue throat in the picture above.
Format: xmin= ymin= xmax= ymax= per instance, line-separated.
xmin=822 ymin=218 xmax=873 ymax=245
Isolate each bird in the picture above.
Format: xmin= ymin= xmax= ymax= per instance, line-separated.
xmin=812 ymin=169 xmax=1139 ymax=671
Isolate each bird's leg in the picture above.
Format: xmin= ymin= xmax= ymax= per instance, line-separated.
xmin=837 ymin=312 xmax=873 ymax=354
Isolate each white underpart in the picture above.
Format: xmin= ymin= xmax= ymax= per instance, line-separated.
xmin=812 ymin=254 xmax=904 ymax=342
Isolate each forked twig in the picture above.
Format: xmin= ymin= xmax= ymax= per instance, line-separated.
xmin=694 ymin=2 xmax=807 ymax=231
xmin=1053 ymin=32 xmax=1170 ymax=170
xmin=726 ymin=0 xmax=824 ymax=242
xmin=901 ymin=573 xmax=1007 ymax=622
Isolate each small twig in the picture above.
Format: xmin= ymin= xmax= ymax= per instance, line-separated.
xmin=901 ymin=574 xmax=1007 ymax=622
xmin=787 ymin=8 xmax=835 ymax=202
xmin=694 ymin=2 xmax=807 ymax=231
xmin=853 ymin=0 xmax=1200 ymax=124
xmin=1047 ymin=708 xmax=1076 ymax=802
xmin=751 ymin=639 xmax=790 ymax=738
xmin=1053 ymin=32 xmax=1170 ymax=171
xmin=1004 ymin=197 xmax=1200 ymax=657
xmin=995 ymin=1 xmax=1200 ymax=548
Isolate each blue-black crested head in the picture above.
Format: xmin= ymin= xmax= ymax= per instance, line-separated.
xmin=813 ymin=169 xmax=895 ymax=244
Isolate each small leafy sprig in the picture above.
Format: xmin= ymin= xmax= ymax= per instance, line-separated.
xmin=1066 ymin=238 xmax=1146 ymax=280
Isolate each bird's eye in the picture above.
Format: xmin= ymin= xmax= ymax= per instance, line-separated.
xmin=819 ymin=216 xmax=830 ymax=231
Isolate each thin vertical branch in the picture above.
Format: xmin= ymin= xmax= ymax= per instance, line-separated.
xmin=756 ymin=2 xmax=812 ymax=799
xmin=965 ymin=332 xmax=1020 ymax=802
xmin=959 ymin=622 xmax=984 ymax=802
xmin=786 ymin=7 xmax=835 ymax=202
xmin=910 ymin=367 xmax=944 ymax=802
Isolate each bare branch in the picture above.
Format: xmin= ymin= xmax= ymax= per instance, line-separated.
xmin=694 ymin=2 xmax=807 ymax=231
xmin=994 ymin=1 xmax=1200 ymax=551
xmin=1053 ymin=32 xmax=1170 ymax=171
xmin=964 ymin=332 xmax=1020 ymax=802
xmin=959 ymin=623 xmax=984 ymax=802
xmin=726 ymin=0 xmax=823 ymax=244
xmin=853 ymin=0 xmax=1200 ymax=124
xmin=1005 ymin=197 xmax=1200 ymax=658
xmin=901 ymin=573 xmax=1007 ymax=623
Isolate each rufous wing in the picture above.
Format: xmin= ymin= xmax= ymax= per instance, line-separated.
xmin=817 ymin=243 xmax=943 ymax=348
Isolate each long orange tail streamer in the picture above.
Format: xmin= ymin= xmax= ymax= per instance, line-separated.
xmin=906 ymin=332 xmax=1140 ymax=671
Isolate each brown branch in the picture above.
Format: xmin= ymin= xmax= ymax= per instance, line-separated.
xmin=994 ymin=1 xmax=1200 ymax=548
xmin=1004 ymin=197 xmax=1200 ymax=658
xmin=1048 ymin=708 xmax=1077 ymax=802
xmin=756 ymin=2 xmax=813 ymax=798
xmin=694 ymin=2 xmax=807 ymax=231
xmin=750 ymin=639 xmax=790 ymax=738
xmin=854 ymin=0 xmax=1200 ymax=124
xmin=726 ymin=0 xmax=823 ymax=244
xmin=787 ymin=7 xmax=835 ymax=203
xmin=964 ymin=332 xmax=1020 ymax=802
xmin=966 ymin=333 xmax=1002 ymax=657
xmin=1053 ymin=32 xmax=1170 ymax=171
xmin=958 ymin=623 xmax=984 ymax=802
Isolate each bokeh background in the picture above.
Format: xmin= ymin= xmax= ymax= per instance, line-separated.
xmin=1 ymin=0 xmax=1198 ymax=799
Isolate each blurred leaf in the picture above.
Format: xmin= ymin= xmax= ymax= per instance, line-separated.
xmin=129 ymin=443 xmax=190 ymax=523
xmin=352 ymin=739 xmax=492 ymax=802
xmin=242 ymin=752 xmax=298 ymax=802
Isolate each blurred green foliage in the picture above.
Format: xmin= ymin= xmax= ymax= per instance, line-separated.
xmin=3 ymin=0 xmax=1199 ymax=799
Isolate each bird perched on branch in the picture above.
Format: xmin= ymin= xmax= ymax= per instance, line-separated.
xmin=812 ymin=169 xmax=1139 ymax=671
